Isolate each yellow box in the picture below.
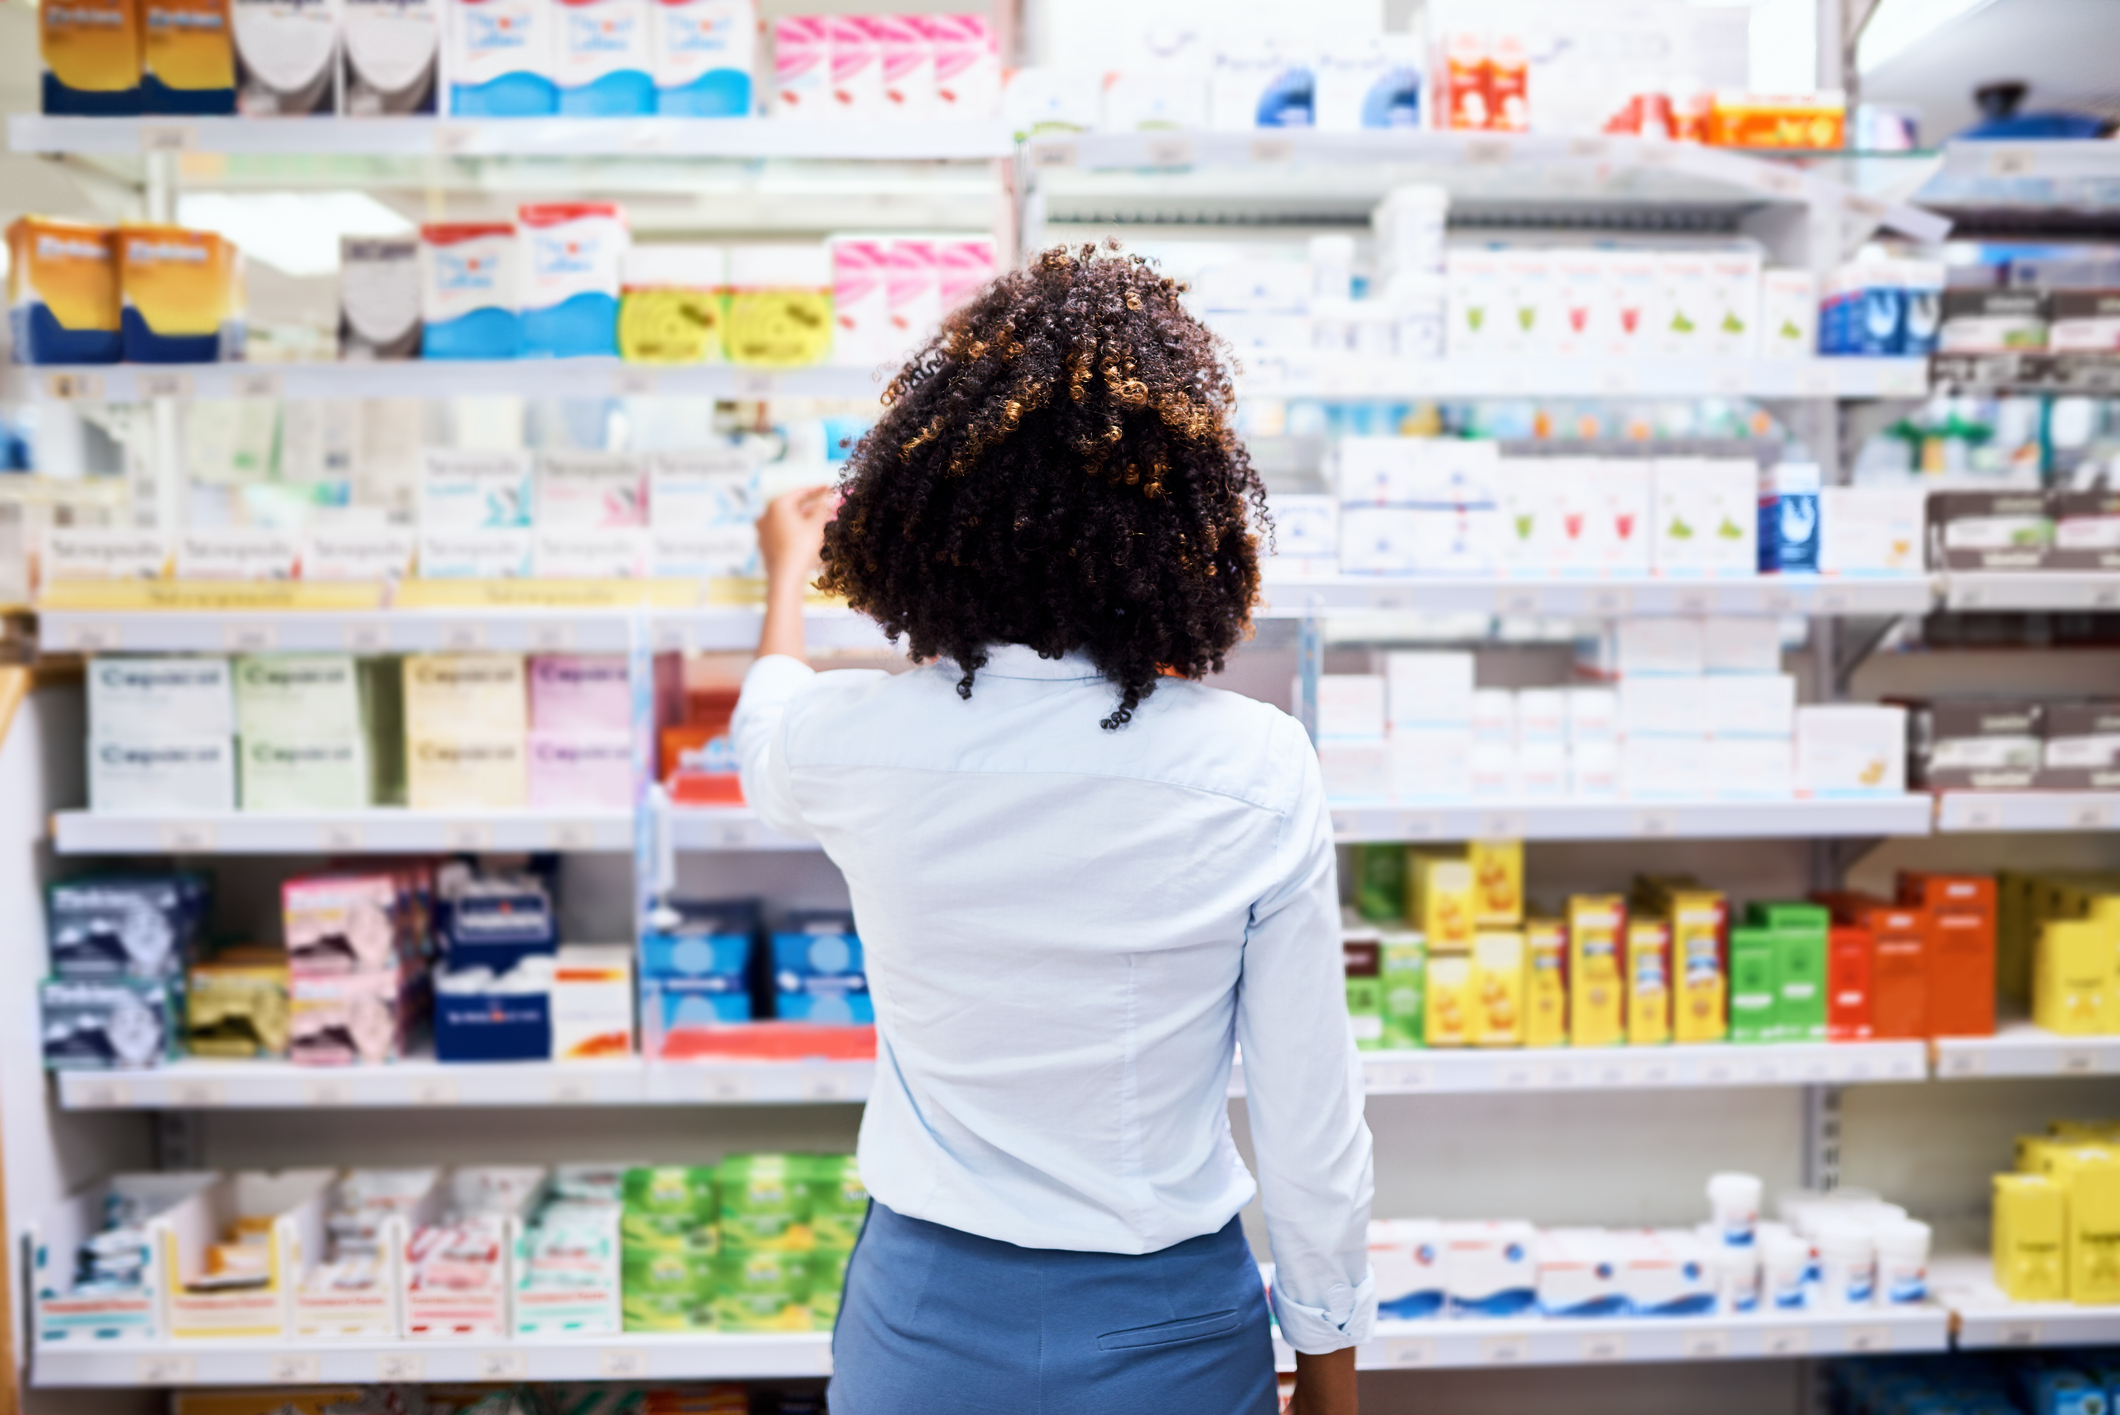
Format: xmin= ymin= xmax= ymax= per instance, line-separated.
xmin=1469 ymin=929 xmax=1524 ymax=1048
xmin=1567 ymin=895 xmax=1626 ymax=1048
xmin=2034 ymin=918 xmax=2111 ymax=1036
xmin=1993 ymin=1173 xmax=2067 ymax=1303
xmin=142 ymin=0 xmax=233 ymax=101
xmin=1468 ymin=838 xmax=1523 ymax=927
xmin=402 ymin=653 xmax=526 ymax=737
xmin=2067 ymin=1156 xmax=2120 ymax=1303
xmin=1408 ymin=851 xmax=1475 ymax=952
xmin=1666 ymin=890 xmax=1728 ymax=1043
xmin=406 ymin=735 xmax=526 ymax=811
xmin=1424 ymin=952 xmax=1473 ymax=1048
xmin=1625 ymin=918 xmax=1671 ymax=1046
xmin=40 ymin=0 xmax=142 ymax=110
xmin=1523 ymin=917 xmax=1568 ymax=1049
xmin=117 ymin=224 xmax=241 ymax=356
xmin=7 ymin=218 xmax=120 ymax=363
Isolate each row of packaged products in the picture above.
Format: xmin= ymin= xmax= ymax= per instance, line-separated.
xmin=38 ymin=863 xmax=868 ymax=1069
xmin=1835 ymin=1352 xmax=2120 ymax=1415
xmin=1927 ymin=491 xmax=2120 ymax=574
xmin=1999 ymin=874 xmax=2120 ymax=1039
xmin=1271 ymin=455 xmax=1934 ymax=580
xmin=40 ymin=0 xmax=1002 ymax=123
xmin=1938 ymin=289 xmax=2120 ymax=357
xmin=1343 ymin=847 xmax=1998 ymax=1047
xmin=1908 ymin=699 xmax=2120 ymax=793
xmin=9 ymin=212 xmax=999 ymax=370
xmin=1364 ymin=1174 xmax=1928 ymax=1321
xmin=34 ymin=1155 xmax=861 ymax=1347
xmin=171 ymin=1385 xmax=820 ymax=1415
xmin=1994 ymin=1121 xmax=2120 ymax=1306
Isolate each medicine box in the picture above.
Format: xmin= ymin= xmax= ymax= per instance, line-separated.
xmin=90 ymin=655 xmax=233 ymax=740
xmin=42 ymin=527 xmax=170 ymax=582
xmin=7 ymin=217 xmax=122 ymax=364
xmin=1522 ymin=918 xmax=1567 ymax=1048
xmin=537 ymin=451 xmax=646 ymax=529
xmin=1820 ymin=487 xmax=1926 ymax=576
xmin=49 ymin=873 xmax=207 ymax=981
xmin=233 ymin=0 xmax=339 ymax=115
xmin=31 ymin=1173 xmax=218 ymax=1348
xmin=1310 ymin=674 xmax=1387 ymax=741
xmin=170 ymin=528 xmax=299 ymax=582
xmin=302 ymin=529 xmax=417 ymax=582
xmin=553 ymin=0 xmax=651 ymax=115
xmin=187 ymin=950 xmax=289 ymax=1058
xmin=526 ymin=730 xmax=632 ymax=809
xmin=770 ymin=909 xmax=870 ymax=1024
xmin=40 ymin=978 xmax=175 ymax=1069
xmin=1379 ymin=928 xmax=1426 ymax=1050
xmin=1468 ymin=929 xmax=1524 ymax=1047
xmin=1795 ymin=705 xmax=1906 ymax=795
xmin=1625 ymin=919 xmax=1671 ymax=1045
xmin=234 ymin=653 xmax=362 ymax=738
xmin=1344 ymin=929 xmax=1383 ymax=1050
xmin=418 ymin=529 xmax=534 ymax=579
xmin=37 ymin=0 xmax=144 ymax=118
xmin=446 ymin=0 xmax=556 ymax=115
xmin=1370 ymin=1218 xmax=1444 ymax=1318
xmin=407 ymin=737 xmax=527 ymax=810
xmin=532 ymin=528 xmax=646 ymax=579
xmin=551 ymin=942 xmax=633 ymax=1059
xmin=290 ymin=962 xmax=417 ymax=1064
xmin=1567 ymin=895 xmax=1625 ymax=1047
xmin=1388 ymin=729 xmax=1472 ymax=801
xmin=341 ymin=0 xmax=438 ymax=115
xmin=518 ymin=202 xmax=627 ymax=358
xmin=650 ymin=0 xmax=752 ymax=116
xmin=434 ymin=957 xmax=552 ymax=1062
xmin=1409 ymin=852 xmax=1475 ymax=951
xmin=1424 ymin=951 xmax=1471 ymax=1046
xmin=404 ymin=653 xmax=526 ymax=736
xmin=419 ymin=223 xmax=520 ymax=360
xmin=238 ymin=735 xmax=371 ymax=811
xmin=89 ymin=737 xmax=236 ymax=814
xmin=1386 ymin=651 xmax=1475 ymax=728
xmin=1537 ymin=1228 xmax=1623 ymax=1317
xmin=1443 ymin=1219 xmax=1537 ymax=1316
xmin=1318 ymin=741 xmax=1388 ymax=805
xmin=421 ymin=449 xmax=533 ymax=530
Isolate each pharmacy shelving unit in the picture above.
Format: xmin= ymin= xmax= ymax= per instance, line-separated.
xmin=1934 ymin=791 xmax=2120 ymax=834
xmin=1930 ymin=1253 xmax=2120 ymax=1351
xmin=1933 ymin=1023 xmax=2120 ymax=1081
xmin=1938 ymin=572 xmax=2120 ymax=614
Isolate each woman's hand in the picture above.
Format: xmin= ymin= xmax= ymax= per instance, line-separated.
xmin=755 ymin=485 xmax=837 ymax=664
xmin=1288 ymin=1348 xmax=1357 ymax=1415
xmin=758 ymin=485 xmax=837 ymax=592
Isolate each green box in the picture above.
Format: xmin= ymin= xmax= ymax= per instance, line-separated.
xmin=623 ymin=1165 xmax=715 ymax=1221
xmin=1774 ymin=926 xmax=1828 ymax=1042
xmin=1354 ymin=845 xmax=1408 ymax=924
xmin=1729 ymin=925 xmax=1778 ymax=1043
xmin=712 ymin=1245 xmax=811 ymax=1332
xmin=1346 ymin=975 xmax=1385 ymax=1051
xmin=803 ymin=1154 xmax=869 ymax=1251
xmin=718 ymin=1153 xmax=807 ymax=1250
xmin=807 ymin=1244 xmax=853 ymax=1327
xmin=1379 ymin=931 xmax=1427 ymax=1049
xmin=622 ymin=1287 xmax=705 ymax=1333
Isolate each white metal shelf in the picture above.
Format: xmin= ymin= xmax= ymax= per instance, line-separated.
xmin=1940 ymin=572 xmax=2120 ymax=613
xmin=1328 ymin=796 xmax=1935 ymax=843
xmin=1319 ymin=1304 xmax=1947 ymax=1373
xmin=29 ymin=1330 xmax=836 ymax=1387
xmin=666 ymin=806 xmax=825 ymax=852
xmin=1934 ymin=791 xmax=2120 ymax=833
xmin=3 ymin=359 xmax=889 ymax=406
xmin=1931 ymin=1254 xmax=2120 ymax=1350
xmin=1260 ymin=574 xmax=1932 ymax=619
xmin=55 ymin=1056 xmax=874 ymax=1109
xmin=51 ymin=808 xmax=634 ymax=855
xmin=1238 ymin=357 xmax=1930 ymax=401
xmin=1322 ymin=1040 xmax=1928 ymax=1096
xmin=1933 ymin=1022 xmax=2120 ymax=1080
xmin=7 ymin=114 xmax=1014 ymax=160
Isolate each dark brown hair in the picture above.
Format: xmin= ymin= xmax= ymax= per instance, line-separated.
xmin=818 ymin=243 xmax=1267 ymax=729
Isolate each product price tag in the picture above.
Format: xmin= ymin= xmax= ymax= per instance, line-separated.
xmin=432 ymin=122 xmax=480 ymax=155
xmin=75 ymin=1078 xmax=132 ymax=1108
xmin=476 ymin=1350 xmax=529 ymax=1379
xmin=1538 ymin=1060 xmax=1579 ymax=1088
xmin=1495 ymin=588 xmax=1542 ymax=617
xmin=2066 ymin=801 xmax=2115 ymax=830
xmin=318 ymin=821 xmax=366 ymax=852
xmin=802 ymin=1070 xmax=855 ymax=1102
xmin=690 ymin=1067 xmax=753 ymax=1103
xmin=1395 ymin=813 xmax=1443 ymax=840
xmin=138 ymin=1352 xmax=197 ymax=1383
xmin=1700 ymin=1058 xmax=1739 ymax=1085
xmin=621 ymin=121 xmax=671 ymax=154
xmin=548 ymin=1074 xmax=597 ymax=1104
xmin=411 ymin=1077 xmax=461 ymax=1106
xmin=1985 ymin=147 xmax=2034 ymax=177
xmin=1462 ymin=138 xmax=1513 ymax=166
xmin=701 ymin=816 xmax=758 ymax=850
xmin=1480 ymin=1334 xmax=1528 ymax=1364
xmin=1681 ymin=1328 xmax=1731 ymax=1358
xmin=527 ymin=621 xmax=577 ymax=652
xmin=1671 ymin=587 xmax=1711 ymax=615
xmin=1597 ymin=367 xmax=1638 ymax=395
xmin=44 ymin=371 xmax=106 ymax=402
xmin=1632 ymin=1058 xmax=1673 ymax=1086
xmin=168 ymin=1078 xmax=225 ymax=1107
xmin=1843 ymin=193 xmax=1889 ymax=223
xmin=303 ymin=1077 xmax=352 ymax=1106
xmin=159 ymin=821 xmax=217 ymax=853
xmin=1954 ymin=800 xmax=2003 ymax=831
xmin=1143 ymin=136 xmax=1194 ymax=168
xmin=138 ymin=123 xmax=196 ymax=152
xmin=1385 ymin=1338 xmax=1436 ymax=1367
xmin=1567 ymin=137 xmax=1610 ymax=160
xmin=342 ymin=621 xmax=390 ymax=652
xmin=1759 ymin=586 xmax=1799 ymax=615
xmin=1585 ymin=1058 xmax=1630 ymax=1089
xmin=1839 ymin=1056 xmax=1875 ymax=1082
xmin=1371 ymin=1061 xmax=1432 ymax=1092
xmin=1585 ymin=587 xmax=1632 ymax=616
xmin=1748 ymin=1058 xmax=1785 ymax=1083
xmin=58 ymin=619 xmax=121 ymax=651
xmin=1478 ymin=812 xmax=1525 ymax=840
xmin=816 ymin=1344 xmax=837 ymax=1375
xmin=441 ymin=822 xmax=493 ymax=852
xmin=1495 ymin=1060 xmax=1537 ymax=1088
xmin=2089 ymin=583 xmax=2120 ymax=610
xmin=1760 ymin=1328 xmax=1807 ymax=1356
xmin=1844 ymin=1326 xmax=1891 ymax=1354
xmin=1882 ymin=363 xmax=1930 ymax=397
xmin=1635 ymin=143 xmax=1676 ymax=168
xmin=2059 ymin=1049 xmax=2098 ymax=1075
xmin=1887 ymin=1051 xmax=1924 ymax=1080
xmin=222 ymin=620 xmax=277 ymax=652
xmin=1711 ymin=365 xmax=1748 ymax=396
xmin=265 ymin=1352 xmax=321 ymax=1383
xmin=136 ymin=371 xmax=193 ymax=400
xmin=1995 ymin=1320 xmax=2044 ymax=1346
xmin=1365 ymin=590 xmax=1409 ymax=611
xmin=1028 ymin=140 xmax=1079 ymax=169
xmin=375 ymin=1351 xmax=426 ymax=1381
xmin=1631 ymin=811 xmax=1675 ymax=838
xmin=597 ymin=1349 xmax=649 ymax=1378
xmin=1579 ymin=1333 xmax=1628 ymax=1361
xmin=1756 ymin=166 xmax=1804 ymax=197
xmin=547 ymin=820 xmax=596 ymax=851
xmin=436 ymin=621 xmax=487 ymax=651
xmin=1796 ymin=366 xmax=1835 ymax=397
xmin=229 ymin=370 xmax=282 ymax=400
xmin=733 ymin=371 xmax=778 ymax=399
xmin=1249 ymin=136 xmax=1296 ymax=163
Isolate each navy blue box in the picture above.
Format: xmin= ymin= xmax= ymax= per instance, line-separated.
xmin=433 ymin=983 xmax=551 ymax=1062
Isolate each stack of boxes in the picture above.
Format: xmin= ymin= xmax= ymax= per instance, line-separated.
xmin=827 ymin=234 xmax=1000 ymax=369
xmin=39 ymin=874 xmax=201 ymax=1070
xmin=526 ymin=655 xmax=634 ymax=809
xmin=283 ymin=869 xmax=428 ymax=1065
xmin=639 ymin=898 xmax=872 ymax=1060
xmin=86 ymin=656 xmax=237 ymax=814
xmin=1930 ymin=490 xmax=2120 ymax=574
xmin=1814 ymin=872 xmax=1997 ymax=1042
xmin=1818 ymin=259 xmax=1946 ymax=358
xmin=233 ymin=654 xmax=402 ymax=810
xmin=771 ymin=910 xmax=871 ymax=1024
xmin=2001 ymin=870 xmax=2120 ymax=1038
xmin=1993 ymin=1121 xmax=2120 ymax=1305
xmin=404 ymin=652 xmax=527 ymax=810
xmin=622 ymin=1165 xmax=718 ymax=1332
xmin=5 ymin=217 xmax=245 ymax=366
xmin=1591 ymin=616 xmax=1797 ymax=800
xmin=1726 ymin=903 xmax=1826 ymax=1044
xmin=1906 ymin=697 xmax=2120 ymax=795
xmin=431 ymin=869 xmax=558 ymax=1062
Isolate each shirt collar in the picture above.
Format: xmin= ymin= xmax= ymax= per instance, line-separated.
xmin=974 ymin=644 xmax=1105 ymax=681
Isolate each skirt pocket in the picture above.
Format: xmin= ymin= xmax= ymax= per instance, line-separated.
xmin=1094 ymin=1308 xmax=1242 ymax=1351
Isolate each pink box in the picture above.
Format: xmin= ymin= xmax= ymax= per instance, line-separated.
xmin=827 ymin=15 xmax=881 ymax=115
xmin=773 ymin=16 xmax=828 ymax=115
xmin=282 ymin=873 xmax=406 ymax=975
xmin=527 ymin=730 xmax=634 ymax=809
xmin=861 ymin=14 xmax=932 ymax=116
xmin=290 ymin=963 xmax=417 ymax=1065
xmin=885 ymin=238 xmax=939 ymax=353
xmin=917 ymin=15 xmax=998 ymax=120
xmin=937 ymin=235 xmax=998 ymax=313
xmin=527 ymin=654 xmax=632 ymax=733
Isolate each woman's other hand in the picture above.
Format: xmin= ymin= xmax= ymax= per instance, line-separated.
xmin=757 ymin=485 xmax=837 ymax=591
xmin=1289 ymin=1348 xmax=1358 ymax=1415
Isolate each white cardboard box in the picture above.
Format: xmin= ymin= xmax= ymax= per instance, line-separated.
xmin=1796 ymin=704 xmax=1906 ymax=795
xmin=1386 ymin=651 xmax=1476 ymax=728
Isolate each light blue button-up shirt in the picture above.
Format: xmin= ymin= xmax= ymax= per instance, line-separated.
xmin=733 ymin=643 xmax=1376 ymax=1353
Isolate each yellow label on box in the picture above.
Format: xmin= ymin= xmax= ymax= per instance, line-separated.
xmin=119 ymin=223 xmax=238 ymax=337
xmin=1470 ymin=929 xmax=1524 ymax=1048
xmin=403 ymin=653 xmax=526 ymax=737
xmin=1425 ymin=953 xmax=1472 ymax=1048
xmin=41 ymin=0 xmax=142 ymax=96
xmin=1668 ymin=892 xmax=1728 ymax=1043
xmin=8 ymin=218 xmax=120 ymax=340
xmin=1568 ymin=895 xmax=1626 ymax=1048
xmin=1468 ymin=838 xmax=1523 ymax=927
xmin=38 ymin=581 xmax=384 ymax=611
xmin=395 ymin=577 xmax=702 ymax=610
xmin=725 ymin=288 xmax=833 ymax=368
xmin=1992 ymin=1173 xmax=2067 ymax=1304
xmin=1523 ymin=917 xmax=1568 ymax=1049
xmin=1409 ymin=851 xmax=1475 ymax=951
xmin=1626 ymin=919 xmax=1671 ymax=1046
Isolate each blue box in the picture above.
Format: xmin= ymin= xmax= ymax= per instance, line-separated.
xmin=1757 ymin=463 xmax=1821 ymax=574
xmin=434 ymin=981 xmax=551 ymax=1062
xmin=440 ymin=885 xmax=558 ymax=975
xmin=643 ymin=977 xmax=753 ymax=1031
xmin=772 ymin=909 xmax=870 ymax=1024
xmin=640 ymin=897 xmax=757 ymax=983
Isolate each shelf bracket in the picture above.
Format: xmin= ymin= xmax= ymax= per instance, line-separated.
xmin=154 ymin=1111 xmax=204 ymax=1171
xmin=1831 ymin=614 xmax=1904 ymax=696
xmin=1802 ymin=1083 xmax=1844 ymax=1192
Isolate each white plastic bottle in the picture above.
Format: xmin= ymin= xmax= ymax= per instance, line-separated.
xmin=1875 ymin=1219 xmax=1931 ymax=1305
xmin=1707 ymin=1172 xmax=1762 ymax=1247
xmin=1812 ymin=1221 xmax=1876 ymax=1308
xmin=1760 ymin=1228 xmax=1808 ymax=1310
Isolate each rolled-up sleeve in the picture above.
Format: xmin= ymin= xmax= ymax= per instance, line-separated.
xmin=1237 ymin=719 xmax=1376 ymax=1354
xmin=732 ymin=653 xmax=820 ymax=842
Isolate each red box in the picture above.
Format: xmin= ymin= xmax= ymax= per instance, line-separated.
xmin=1828 ymin=926 xmax=1874 ymax=1041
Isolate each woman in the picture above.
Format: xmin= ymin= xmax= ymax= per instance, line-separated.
xmin=735 ymin=245 xmax=1373 ymax=1415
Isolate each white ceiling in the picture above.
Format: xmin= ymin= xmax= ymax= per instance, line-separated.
xmin=1861 ymin=0 xmax=2120 ymax=142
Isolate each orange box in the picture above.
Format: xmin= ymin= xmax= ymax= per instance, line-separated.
xmin=1899 ymin=871 xmax=1996 ymax=1038
xmin=1827 ymin=925 xmax=1873 ymax=1041
xmin=1706 ymin=93 xmax=1845 ymax=150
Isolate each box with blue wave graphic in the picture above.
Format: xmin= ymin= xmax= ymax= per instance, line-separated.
xmin=770 ymin=909 xmax=870 ymax=1024
xmin=640 ymin=897 xmax=759 ymax=1041
xmin=519 ymin=203 xmax=625 ymax=358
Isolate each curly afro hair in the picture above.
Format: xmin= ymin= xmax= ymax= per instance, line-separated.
xmin=818 ymin=242 xmax=1267 ymax=730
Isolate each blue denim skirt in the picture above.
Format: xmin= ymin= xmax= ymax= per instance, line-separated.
xmin=828 ymin=1201 xmax=1279 ymax=1415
